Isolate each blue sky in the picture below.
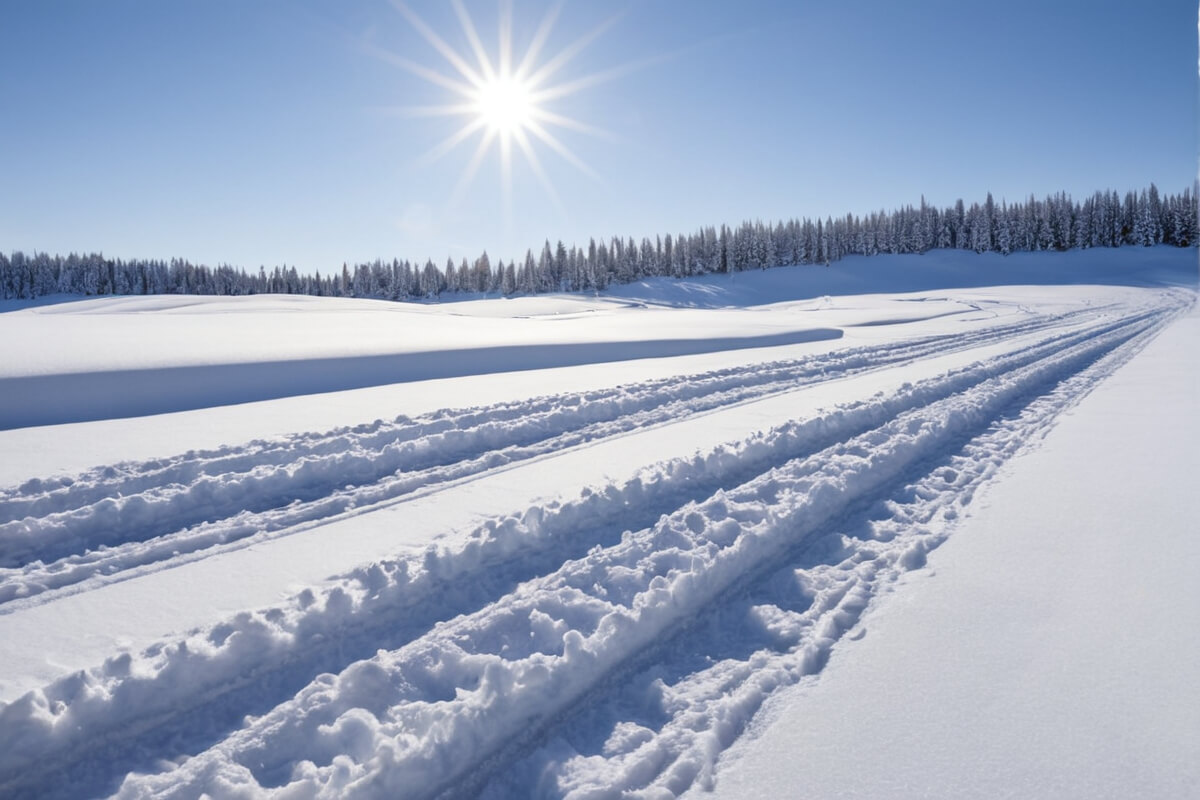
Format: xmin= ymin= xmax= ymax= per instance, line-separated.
xmin=2 ymin=0 xmax=1195 ymax=272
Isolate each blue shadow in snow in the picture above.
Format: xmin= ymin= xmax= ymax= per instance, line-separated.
xmin=0 ymin=329 xmax=842 ymax=430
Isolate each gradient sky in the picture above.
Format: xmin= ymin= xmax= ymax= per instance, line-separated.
xmin=2 ymin=0 xmax=1196 ymax=272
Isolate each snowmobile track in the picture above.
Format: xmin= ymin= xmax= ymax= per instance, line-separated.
xmin=0 ymin=304 xmax=1117 ymax=605
xmin=0 ymin=293 xmax=1188 ymax=800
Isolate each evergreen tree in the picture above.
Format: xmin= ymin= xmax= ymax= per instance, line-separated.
xmin=7 ymin=184 xmax=1193 ymax=302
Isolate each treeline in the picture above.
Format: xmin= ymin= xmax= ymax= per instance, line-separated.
xmin=2 ymin=184 xmax=1195 ymax=301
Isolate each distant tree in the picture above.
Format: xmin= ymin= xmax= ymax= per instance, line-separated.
xmin=9 ymin=184 xmax=1194 ymax=303
xmin=501 ymin=260 xmax=516 ymax=295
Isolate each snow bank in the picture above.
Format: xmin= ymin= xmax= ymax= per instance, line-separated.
xmin=0 ymin=330 xmax=842 ymax=430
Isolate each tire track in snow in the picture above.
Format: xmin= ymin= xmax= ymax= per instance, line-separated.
xmin=414 ymin=305 xmax=1178 ymax=800
xmin=113 ymin=302 xmax=1171 ymax=800
xmin=0 ymin=295 xmax=1182 ymax=800
xmin=0 ymin=305 xmax=1110 ymax=604
xmin=480 ymin=304 xmax=1179 ymax=799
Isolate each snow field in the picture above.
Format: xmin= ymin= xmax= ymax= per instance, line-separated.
xmin=0 ymin=287 xmax=1187 ymax=799
xmin=109 ymin=294 xmax=1179 ymax=799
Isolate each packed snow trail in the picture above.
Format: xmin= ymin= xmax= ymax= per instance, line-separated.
xmin=0 ymin=303 xmax=1111 ymax=605
xmin=0 ymin=290 xmax=1186 ymax=799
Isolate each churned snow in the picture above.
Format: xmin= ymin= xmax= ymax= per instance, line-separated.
xmin=0 ymin=247 xmax=1195 ymax=799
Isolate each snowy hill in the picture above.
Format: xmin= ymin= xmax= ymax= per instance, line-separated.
xmin=0 ymin=247 xmax=1195 ymax=798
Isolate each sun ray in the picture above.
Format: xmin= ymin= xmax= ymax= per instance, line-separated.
xmin=529 ymin=55 xmax=660 ymax=105
xmin=362 ymin=40 xmax=476 ymax=97
xmin=523 ymin=12 xmax=622 ymax=90
xmin=528 ymin=107 xmax=612 ymax=140
xmin=451 ymin=0 xmax=496 ymax=84
xmin=498 ymin=0 xmax=513 ymax=78
xmin=390 ymin=1 xmax=485 ymax=89
xmin=525 ymin=119 xmax=602 ymax=183
xmin=500 ymin=131 xmax=514 ymax=229
xmin=418 ymin=117 xmax=488 ymax=166
xmin=381 ymin=102 xmax=478 ymax=119
xmin=514 ymin=2 xmax=563 ymax=82
xmin=449 ymin=127 xmax=496 ymax=208
xmin=512 ymin=128 xmax=565 ymax=216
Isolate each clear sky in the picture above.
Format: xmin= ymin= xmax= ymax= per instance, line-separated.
xmin=2 ymin=0 xmax=1195 ymax=272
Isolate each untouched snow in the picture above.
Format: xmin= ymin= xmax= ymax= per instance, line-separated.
xmin=0 ymin=248 xmax=1195 ymax=799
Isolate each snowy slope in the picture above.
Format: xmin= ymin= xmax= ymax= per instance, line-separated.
xmin=0 ymin=248 xmax=1194 ymax=799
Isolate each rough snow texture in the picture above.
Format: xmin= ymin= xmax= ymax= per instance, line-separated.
xmin=0 ymin=302 xmax=1117 ymax=604
xmin=0 ymin=248 xmax=1194 ymax=799
xmin=691 ymin=313 xmax=1200 ymax=800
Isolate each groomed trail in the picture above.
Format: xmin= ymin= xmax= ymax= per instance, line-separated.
xmin=0 ymin=284 xmax=1192 ymax=799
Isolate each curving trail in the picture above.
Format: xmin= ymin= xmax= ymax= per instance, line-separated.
xmin=0 ymin=287 xmax=1190 ymax=799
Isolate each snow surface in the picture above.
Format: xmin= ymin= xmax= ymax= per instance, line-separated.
xmin=0 ymin=247 xmax=1195 ymax=799
xmin=690 ymin=312 xmax=1200 ymax=800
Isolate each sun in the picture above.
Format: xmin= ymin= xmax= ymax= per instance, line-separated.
xmin=372 ymin=0 xmax=620 ymax=212
xmin=474 ymin=74 xmax=535 ymax=136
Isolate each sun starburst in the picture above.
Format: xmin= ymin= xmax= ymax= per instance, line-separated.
xmin=474 ymin=74 xmax=533 ymax=135
xmin=376 ymin=0 xmax=616 ymax=217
